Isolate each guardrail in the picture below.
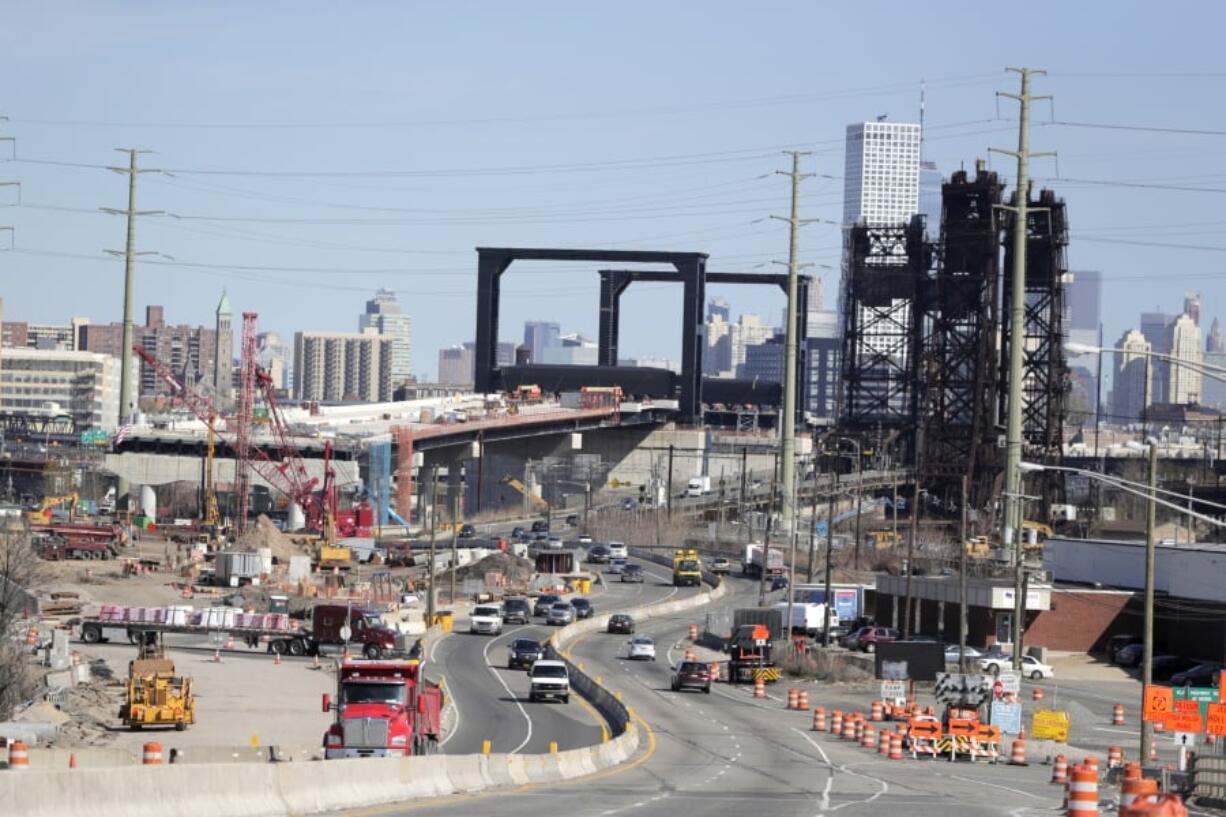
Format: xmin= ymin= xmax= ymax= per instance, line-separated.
xmin=1 ymin=557 xmax=730 ymax=817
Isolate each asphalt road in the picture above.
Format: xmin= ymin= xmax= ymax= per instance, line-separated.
xmin=429 ymin=553 xmax=696 ymax=756
xmin=365 ymin=571 xmax=1090 ymax=817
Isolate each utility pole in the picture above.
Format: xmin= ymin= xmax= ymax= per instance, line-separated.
xmin=992 ymin=68 xmax=1053 ymax=670
xmin=1140 ymin=440 xmax=1158 ymax=765
xmin=448 ymin=466 xmax=459 ymax=608
xmin=426 ymin=465 xmax=437 ymax=624
xmin=902 ymin=476 xmax=921 ymax=638
xmin=959 ymin=474 xmax=970 ymax=671
xmin=823 ymin=446 xmax=838 ymax=646
xmin=738 ymin=447 xmax=748 ymax=545
xmin=103 ymin=148 xmax=161 ymax=511
xmin=770 ymin=150 xmax=815 ymax=543
xmin=666 ymin=444 xmax=674 ymax=519
xmin=853 ymin=447 xmax=864 ymax=570
xmin=759 ymin=471 xmax=778 ymax=607
xmin=807 ymin=472 xmax=819 ymax=581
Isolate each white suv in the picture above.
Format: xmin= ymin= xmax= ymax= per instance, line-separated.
xmin=469 ymin=604 xmax=504 ymax=635
xmin=528 ymin=659 xmax=570 ymax=703
xmin=608 ymin=542 xmax=628 ymax=559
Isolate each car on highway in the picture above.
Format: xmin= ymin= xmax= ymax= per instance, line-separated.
xmin=1171 ymin=662 xmax=1222 ymax=687
xmin=533 ymin=594 xmax=562 ymax=617
xmin=608 ymin=614 xmax=635 ymax=634
xmin=587 ymin=545 xmax=610 ymax=564
xmin=943 ymin=644 xmax=983 ymax=664
xmin=469 ymin=604 xmax=504 ymax=635
xmin=627 ymin=635 xmax=657 ymax=661
xmin=978 ymin=653 xmax=1055 ymax=680
xmin=621 ymin=564 xmax=644 ymax=583
xmin=546 ymin=537 xmax=565 ymax=549
xmin=608 ymin=558 xmax=627 ymax=575
xmin=502 ymin=597 xmax=532 ymax=625
xmin=670 ymin=660 xmax=712 ymax=694
xmin=531 ymin=520 xmax=550 ymax=533
xmin=608 ymin=542 xmax=628 ymax=559
xmin=709 ymin=557 xmax=731 ymax=574
xmin=577 ymin=534 xmax=593 ymax=545
xmin=1151 ymin=655 xmax=1199 ymax=681
xmin=511 ymin=526 xmax=527 ymax=540
xmin=528 ymin=659 xmax=570 ymax=703
xmin=458 ymin=524 xmax=476 ymax=539
xmin=547 ymin=602 xmax=575 ymax=626
xmin=621 ymin=498 xmax=637 ymax=510
xmin=507 ymin=637 xmax=545 ymax=669
xmin=841 ymin=625 xmax=873 ymax=650
xmin=856 ymin=627 xmax=899 ymax=653
xmin=533 ymin=531 xmax=549 ymax=543
xmin=571 ymin=598 xmax=594 ymax=619
xmin=565 ymin=513 xmax=579 ymax=527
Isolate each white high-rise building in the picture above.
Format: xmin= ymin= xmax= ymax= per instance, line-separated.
xmin=1112 ymin=329 xmax=1152 ymax=421
xmin=1169 ymin=314 xmax=1203 ymax=404
xmin=843 ymin=120 xmax=921 ymax=227
xmin=359 ymin=289 xmax=412 ymax=384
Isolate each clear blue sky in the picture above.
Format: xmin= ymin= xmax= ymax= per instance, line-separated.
xmin=2 ymin=2 xmax=1224 ymax=379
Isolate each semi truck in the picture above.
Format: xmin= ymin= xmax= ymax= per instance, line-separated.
xmin=742 ymin=543 xmax=785 ymax=578
xmin=772 ymin=601 xmax=839 ymax=637
xmin=79 ymin=603 xmax=406 ymax=659
xmin=672 ymin=548 xmax=703 ymax=587
xmin=322 ymin=658 xmax=443 ymax=758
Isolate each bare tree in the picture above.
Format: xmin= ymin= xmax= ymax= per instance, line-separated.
xmin=0 ymin=523 xmax=42 ymax=720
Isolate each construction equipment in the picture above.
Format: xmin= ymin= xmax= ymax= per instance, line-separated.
xmin=727 ymin=623 xmax=779 ymax=684
xmin=672 ymin=548 xmax=702 ymax=587
xmin=203 ymin=409 xmax=221 ymax=533
xmin=865 ymin=529 xmax=901 ymax=549
xmin=25 ymin=493 xmax=79 ymax=525
xmin=499 ymin=475 xmax=548 ymax=511
xmin=120 ymin=635 xmax=195 ymax=731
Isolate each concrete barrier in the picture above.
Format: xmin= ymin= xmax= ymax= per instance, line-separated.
xmin=0 ymin=553 xmax=719 ymax=817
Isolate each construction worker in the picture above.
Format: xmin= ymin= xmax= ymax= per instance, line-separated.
xmin=409 ymin=638 xmax=424 ymax=661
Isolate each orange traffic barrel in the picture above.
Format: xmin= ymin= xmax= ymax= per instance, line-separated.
xmin=24 ymin=627 xmax=37 ymax=647
xmin=1033 ymin=687 xmax=1044 ymax=702
xmin=1108 ymin=745 xmax=1123 ymax=768
xmin=753 ymin=678 xmax=766 ymax=699
xmin=787 ymin=688 xmax=800 ymax=709
xmin=862 ymin=724 xmax=877 ymax=750
xmin=1123 ymin=762 xmax=1142 ymax=781
xmin=7 ymin=740 xmax=29 ymax=770
xmin=870 ymin=700 xmax=884 ymax=721
xmin=142 ymin=742 xmax=163 ymax=765
xmin=797 ymin=690 xmax=809 ymax=710
xmin=842 ymin=716 xmax=856 ymax=741
xmin=1121 ymin=776 xmax=1158 ymax=811
xmin=688 ymin=623 xmax=699 ymax=641
xmin=1084 ymin=755 xmax=1099 ymax=775
xmin=1149 ymin=738 xmax=1158 ymax=760
xmin=830 ymin=710 xmax=843 ymax=735
xmin=1051 ymin=754 xmax=1068 ymax=785
xmin=1067 ymin=764 xmax=1098 ymax=817
xmin=879 ymin=731 xmax=892 ymax=756
xmin=1113 ymin=703 xmax=1126 ymax=726
xmin=708 ymin=662 xmax=721 ymax=682
xmin=812 ymin=707 xmax=827 ymax=732
xmin=1009 ymin=737 xmax=1027 ymax=766
xmin=888 ymin=732 xmax=903 ymax=760
xmin=1122 ymin=793 xmax=1188 ymax=817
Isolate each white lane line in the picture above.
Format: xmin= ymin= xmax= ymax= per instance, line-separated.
xmin=950 ymin=775 xmax=1050 ymax=801
xmin=481 ymin=626 xmax=535 ymax=754
xmin=792 ymin=727 xmax=888 ymax=814
xmin=1093 ymin=726 xmax=1140 ymax=735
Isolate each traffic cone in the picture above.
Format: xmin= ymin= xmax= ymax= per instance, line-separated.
xmin=312 ymin=654 xmax=321 ymax=670
xmin=211 ymin=648 xmax=222 ymax=663
xmin=68 ymin=753 xmax=77 ymax=769
xmin=274 ymin=651 xmax=282 ymax=666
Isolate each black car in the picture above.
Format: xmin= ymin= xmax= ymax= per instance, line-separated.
xmin=571 ymin=598 xmax=594 ymax=619
xmin=620 ymin=564 xmax=645 ymax=583
xmin=533 ymin=531 xmax=549 ymax=542
xmin=1113 ymin=642 xmax=1146 ymax=668
xmin=565 ymin=513 xmax=579 ymax=527
xmin=587 ymin=545 xmax=610 ymax=564
xmin=770 ymin=576 xmax=789 ymax=591
xmin=507 ymin=638 xmax=545 ymax=670
xmin=503 ymin=597 xmax=532 ymax=624
xmin=621 ymin=498 xmax=637 ymax=510
xmin=1150 ymin=655 xmax=1198 ymax=681
xmin=458 ymin=523 xmax=476 ymax=538
xmin=1171 ymin=662 xmax=1222 ymax=687
xmin=607 ymin=613 xmax=635 ymax=634
xmin=1105 ymin=634 xmax=1142 ymax=662
xmin=511 ymin=526 xmax=527 ymax=540
xmin=533 ymin=594 xmax=562 ymax=617
xmin=531 ymin=519 xmax=550 ymax=533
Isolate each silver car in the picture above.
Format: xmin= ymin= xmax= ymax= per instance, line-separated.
xmin=546 ymin=602 xmax=575 ymax=626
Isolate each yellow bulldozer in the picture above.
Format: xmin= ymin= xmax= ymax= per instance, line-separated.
xmin=120 ymin=635 xmax=195 ymax=731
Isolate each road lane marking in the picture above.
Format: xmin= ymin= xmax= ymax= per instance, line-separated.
xmin=792 ymin=727 xmax=887 ymax=814
xmin=950 ymin=775 xmax=1051 ymax=801
xmin=482 ymin=626 xmax=534 ymax=754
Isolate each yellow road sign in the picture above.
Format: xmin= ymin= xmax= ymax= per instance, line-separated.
xmin=1031 ymin=709 xmax=1070 ymax=743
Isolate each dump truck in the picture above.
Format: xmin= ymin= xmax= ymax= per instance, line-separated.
xmin=672 ymin=548 xmax=703 ymax=587
xmin=120 ymin=636 xmax=195 ymax=731
xmin=322 ymin=658 xmax=444 ymax=758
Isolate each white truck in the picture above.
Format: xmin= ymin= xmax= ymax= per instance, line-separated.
xmin=684 ymin=475 xmax=712 ymax=498
xmin=528 ymin=659 xmax=570 ymax=703
xmin=469 ymin=604 xmax=504 ymax=635
xmin=772 ymin=601 xmax=839 ymax=637
xmin=742 ymin=543 xmax=785 ymax=578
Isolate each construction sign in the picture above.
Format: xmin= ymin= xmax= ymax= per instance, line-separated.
xmin=1206 ymin=703 xmax=1226 ymax=737
xmin=991 ymin=701 xmax=1023 ymax=734
xmin=1174 ymin=686 xmax=1219 ymax=721
xmin=1143 ymin=685 xmax=1173 ymax=721
xmin=1157 ymin=709 xmax=1203 ymax=734
xmin=1031 ymin=709 xmax=1071 ymax=743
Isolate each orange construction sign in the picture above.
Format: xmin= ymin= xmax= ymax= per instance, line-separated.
xmin=947 ymin=718 xmax=977 ymax=738
xmin=1159 ymin=710 xmax=1204 ymax=734
xmin=1207 ymin=703 xmax=1226 ymax=737
xmin=908 ymin=719 xmax=942 ymax=739
xmin=1174 ymin=700 xmax=1201 ymax=715
xmin=975 ymin=724 xmax=1002 ymax=744
xmin=1143 ymin=685 xmax=1173 ymax=721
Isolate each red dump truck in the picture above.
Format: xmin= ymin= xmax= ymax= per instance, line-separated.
xmin=322 ymin=658 xmax=443 ymax=758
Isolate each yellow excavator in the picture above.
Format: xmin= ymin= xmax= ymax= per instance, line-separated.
xmin=499 ymin=475 xmax=549 ymax=511
xmin=25 ymin=493 xmax=79 ymax=525
xmin=120 ymin=635 xmax=195 ymax=731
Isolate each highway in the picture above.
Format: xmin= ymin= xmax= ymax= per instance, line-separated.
xmin=363 ymin=562 xmax=1075 ymax=817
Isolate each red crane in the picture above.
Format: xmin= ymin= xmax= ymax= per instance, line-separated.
xmin=132 ymin=343 xmax=335 ymax=534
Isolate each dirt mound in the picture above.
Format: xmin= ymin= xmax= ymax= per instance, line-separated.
xmin=234 ymin=514 xmax=300 ymax=563
xmin=453 ymin=551 xmax=534 ymax=585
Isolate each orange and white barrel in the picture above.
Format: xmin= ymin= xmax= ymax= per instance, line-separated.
xmin=812 ymin=707 xmax=826 ymax=732
xmin=1051 ymin=754 xmax=1068 ymax=785
xmin=142 ymin=742 xmax=163 ymax=765
xmin=7 ymin=740 xmax=29 ymax=770
xmin=1067 ymin=764 xmax=1098 ymax=817
xmin=871 ymin=700 xmax=884 ymax=721
xmin=1113 ymin=703 xmax=1126 ymax=726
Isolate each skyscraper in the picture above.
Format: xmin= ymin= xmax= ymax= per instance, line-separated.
xmin=293 ymin=329 xmax=394 ymax=403
xmin=842 ymin=120 xmax=922 ymax=226
xmin=1140 ymin=311 xmax=1176 ymax=408
xmin=358 ymin=289 xmax=412 ymax=384
xmin=707 ymin=298 xmax=730 ymax=323
xmin=256 ymin=331 xmax=291 ymax=392
xmin=1208 ymin=318 xmax=1224 ymax=354
xmin=1112 ymin=329 xmax=1152 ymax=421
xmin=1169 ymin=314 xmax=1203 ymax=404
xmin=1184 ymin=292 xmax=1201 ymax=326
xmin=522 ymin=321 xmax=560 ymax=363
xmin=213 ymin=291 xmax=233 ymax=412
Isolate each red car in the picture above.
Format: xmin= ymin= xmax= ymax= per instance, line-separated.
xmin=671 ymin=660 xmax=712 ymax=693
xmin=857 ymin=627 xmax=899 ymax=653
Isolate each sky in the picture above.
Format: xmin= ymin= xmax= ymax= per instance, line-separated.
xmin=2 ymin=2 xmax=1225 ymax=380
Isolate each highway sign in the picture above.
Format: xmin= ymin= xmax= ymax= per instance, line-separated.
xmin=1174 ymin=686 xmax=1218 ymax=720
xmin=1031 ymin=709 xmax=1071 ymax=742
xmin=1173 ymin=732 xmax=1197 ymax=747
xmin=991 ymin=701 xmax=1023 ymax=734
xmin=815 ymin=521 xmax=829 ymax=537
xmin=881 ymin=680 xmax=907 ymax=702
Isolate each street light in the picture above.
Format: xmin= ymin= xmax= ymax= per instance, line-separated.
xmin=1017 ymin=454 xmax=1226 ymax=766
xmin=1066 ymin=340 xmax=1226 ymax=382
